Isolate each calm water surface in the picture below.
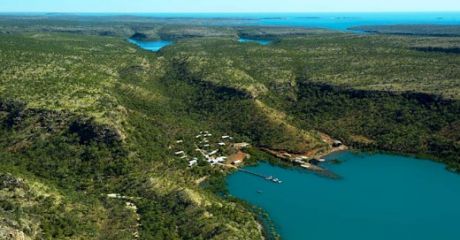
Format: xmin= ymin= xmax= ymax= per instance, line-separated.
xmin=254 ymin=12 xmax=460 ymax=30
xmin=125 ymin=12 xmax=459 ymax=30
xmin=227 ymin=151 xmax=460 ymax=240
xmin=128 ymin=38 xmax=172 ymax=52
xmin=15 ymin=12 xmax=460 ymax=31
xmin=238 ymin=38 xmax=272 ymax=45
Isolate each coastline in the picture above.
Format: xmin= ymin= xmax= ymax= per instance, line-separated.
xmin=257 ymin=131 xmax=348 ymax=178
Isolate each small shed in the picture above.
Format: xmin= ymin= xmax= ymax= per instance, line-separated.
xmin=332 ymin=140 xmax=343 ymax=147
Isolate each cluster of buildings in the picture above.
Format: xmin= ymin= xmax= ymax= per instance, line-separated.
xmin=173 ymin=131 xmax=235 ymax=167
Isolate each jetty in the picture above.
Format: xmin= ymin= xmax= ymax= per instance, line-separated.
xmin=238 ymin=168 xmax=283 ymax=184
xmin=216 ymin=163 xmax=283 ymax=183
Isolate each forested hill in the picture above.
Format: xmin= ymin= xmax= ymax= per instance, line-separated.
xmin=0 ymin=16 xmax=459 ymax=239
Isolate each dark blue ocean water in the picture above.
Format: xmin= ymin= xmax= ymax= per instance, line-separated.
xmin=227 ymin=151 xmax=460 ymax=240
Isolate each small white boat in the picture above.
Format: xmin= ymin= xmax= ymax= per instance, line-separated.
xmin=272 ymin=178 xmax=283 ymax=184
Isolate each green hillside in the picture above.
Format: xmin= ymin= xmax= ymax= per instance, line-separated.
xmin=0 ymin=17 xmax=459 ymax=239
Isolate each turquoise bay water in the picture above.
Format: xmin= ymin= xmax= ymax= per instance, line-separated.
xmin=11 ymin=12 xmax=460 ymax=31
xmin=253 ymin=12 xmax=460 ymax=30
xmin=128 ymin=38 xmax=172 ymax=52
xmin=227 ymin=151 xmax=460 ymax=240
xmin=238 ymin=38 xmax=272 ymax=45
xmin=135 ymin=13 xmax=458 ymax=30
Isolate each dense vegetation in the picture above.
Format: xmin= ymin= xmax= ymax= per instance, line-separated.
xmin=0 ymin=32 xmax=267 ymax=239
xmin=288 ymin=83 xmax=460 ymax=170
xmin=0 ymin=16 xmax=459 ymax=239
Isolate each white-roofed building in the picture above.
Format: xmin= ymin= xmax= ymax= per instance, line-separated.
xmin=208 ymin=150 xmax=219 ymax=156
xmin=189 ymin=160 xmax=198 ymax=167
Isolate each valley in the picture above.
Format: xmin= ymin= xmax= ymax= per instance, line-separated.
xmin=0 ymin=15 xmax=459 ymax=239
